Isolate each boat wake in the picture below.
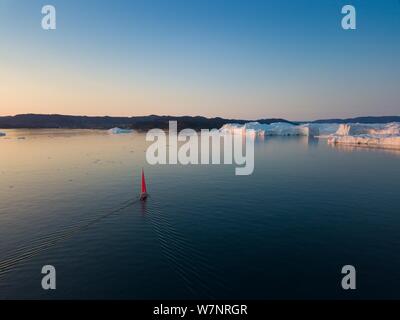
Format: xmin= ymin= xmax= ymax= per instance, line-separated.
xmin=1 ymin=196 xmax=227 ymax=298
xmin=0 ymin=198 xmax=138 ymax=278
xmin=146 ymin=200 xmax=227 ymax=299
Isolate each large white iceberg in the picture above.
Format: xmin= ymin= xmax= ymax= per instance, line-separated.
xmin=334 ymin=123 xmax=400 ymax=136
xmin=369 ymin=123 xmax=400 ymax=135
xmin=328 ymin=122 xmax=400 ymax=149
xmin=310 ymin=123 xmax=340 ymax=136
xmin=328 ymin=134 xmax=400 ymax=149
xmin=220 ymin=122 xmax=321 ymax=137
xmin=335 ymin=123 xmax=372 ymax=136
xmin=108 ymin=127 xmax=133 ymax=134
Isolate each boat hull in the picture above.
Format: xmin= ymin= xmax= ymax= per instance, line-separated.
xmin=140 ymin=192 xmax=148 ymax=201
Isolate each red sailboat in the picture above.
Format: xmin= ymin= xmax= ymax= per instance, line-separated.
xmin=140 ymin=168 xmax=148 ymax=201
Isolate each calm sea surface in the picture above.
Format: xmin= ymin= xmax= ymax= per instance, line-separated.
xmin=0 ymin=129 xmax=399 ymax=299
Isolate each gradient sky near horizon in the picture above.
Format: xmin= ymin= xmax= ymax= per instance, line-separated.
xmin=0 ymin=0 xmax=399 ymax=120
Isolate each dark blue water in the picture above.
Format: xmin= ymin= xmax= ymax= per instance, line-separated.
xmin=0 ymin=130 xmax=399 ymax=299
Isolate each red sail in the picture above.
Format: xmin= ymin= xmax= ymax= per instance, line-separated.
xmin=141 ymin=169 xmax=147 ymax=193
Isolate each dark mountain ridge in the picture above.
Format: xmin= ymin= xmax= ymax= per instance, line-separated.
xmin=0 ymin=114 xmax=399 ymax=130
xmin=0 ymin=114 xmax=294 ymax=130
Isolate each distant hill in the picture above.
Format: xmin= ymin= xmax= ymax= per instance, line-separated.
xmin=0 ymin=114 xmax=294 ymax=130
xmin=0 ymin=114 xmax=398 ymax=130
xmin=312 ymin=116 xmax=400 ymax=124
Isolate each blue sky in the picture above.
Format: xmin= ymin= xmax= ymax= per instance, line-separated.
xmin=1 ymin=0 xmax=399 ymax=120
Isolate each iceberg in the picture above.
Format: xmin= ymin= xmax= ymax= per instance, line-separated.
xmin=335 ymin=123 xmax=373 ymax=136
xmin=312 ymin=123 xmax=340 ymax=137
xmin=328 ymin=134 xmax=400 ymax=149
xmin=220 ymin=122 xmax=321 ymax=137
xmin=369 ymin=123 xmax=400 ymax=135
xmin=327 ymin=122 xmax=400 ymax=149
xmin=334 ymin=122 xmax=400 ymax=136
xmin=108 ymin=127 xmax=133 ymax=134
xmin=298 ymin=123 xmax=320 ymax=137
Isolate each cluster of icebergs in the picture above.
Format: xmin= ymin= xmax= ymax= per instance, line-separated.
xmin=219 ymin=122 xmax=400 ymax=149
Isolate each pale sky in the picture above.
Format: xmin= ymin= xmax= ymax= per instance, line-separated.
xmin=1 ymin=0 xmax=399 ymax=120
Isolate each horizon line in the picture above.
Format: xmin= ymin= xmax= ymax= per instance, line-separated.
xmin=1 ymin=113 xmax=399 ymax=123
